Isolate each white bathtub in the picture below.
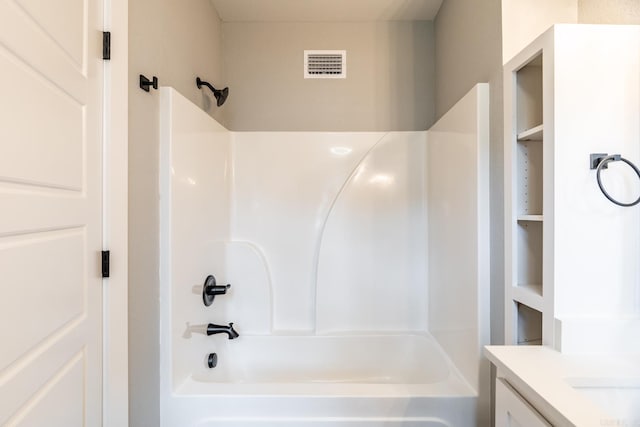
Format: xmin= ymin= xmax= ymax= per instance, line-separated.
xmin=163 ymin=334 xmax=478 ymax=427
xmin=159 ymin=87 xmax=491 ymax=427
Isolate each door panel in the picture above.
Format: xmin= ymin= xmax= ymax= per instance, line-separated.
xmin=13 ymin=0 xmax=85 ymax=67
xmin=0 ymin=229 xmax=85 ymax=370
xmin=0 ymin=0 xmax=103 ymax=425
xmin=0 ymin=0 xmax=89 ymax=100
xmin=0 ymin=47 xmax=84 ymax=189
xmin=6 ymin=353 xmax=85 ymax=427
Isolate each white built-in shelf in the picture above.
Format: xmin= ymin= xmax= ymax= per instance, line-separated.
xmin=517 ymin=338 xmax=543 ymax=345
xmin=517 ymin=124 xmax=543 ymax=141
xmin=512 ymin=284 xmax=543 ymax=311
xmin=517 ymin=215 xmax=543 ymax=222
xmin=510 ymin=49 xmax=545 ymax=347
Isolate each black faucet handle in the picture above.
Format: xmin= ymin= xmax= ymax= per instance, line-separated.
xmin=202 ymin=274 xmax=231 ymax=306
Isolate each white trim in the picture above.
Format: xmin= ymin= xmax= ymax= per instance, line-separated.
xmin=103 ymin=0 xmax=129 ymax=425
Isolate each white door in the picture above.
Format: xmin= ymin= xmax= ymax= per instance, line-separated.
xmin=0 ymin=0 xmax=104 ymax=425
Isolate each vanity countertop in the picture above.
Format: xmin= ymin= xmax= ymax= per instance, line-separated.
xmin=484 ymin=345 xmax=640 ymax=426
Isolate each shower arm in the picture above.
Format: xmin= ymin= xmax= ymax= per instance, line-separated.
xmin=196 ymin=77 xmax=216 ymax=94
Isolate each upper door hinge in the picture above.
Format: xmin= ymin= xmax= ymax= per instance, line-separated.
xmin=103 ymin=31 xmax=111 ymax=60
xmin=102 ymin=250 xmax=110 ymax=278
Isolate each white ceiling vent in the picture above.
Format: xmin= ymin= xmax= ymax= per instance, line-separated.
xmin=304 ymin=50 xmax=346 ymax=79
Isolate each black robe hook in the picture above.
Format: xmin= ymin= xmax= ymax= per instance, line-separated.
xmin=140 ymin=74 xmax=158 ymax=92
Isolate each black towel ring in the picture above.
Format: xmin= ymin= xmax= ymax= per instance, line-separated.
xmin=594 ymin=154 xmax=640 ymax=207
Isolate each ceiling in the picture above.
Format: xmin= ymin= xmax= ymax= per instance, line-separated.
xmin=210 ymin=0 xmax=444 ymax=22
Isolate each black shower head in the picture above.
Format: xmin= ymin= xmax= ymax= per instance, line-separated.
xmin=196 ymin=77 xmax=229 ymax=107
xmin=215 ymin=87 xmax=229 ymax=107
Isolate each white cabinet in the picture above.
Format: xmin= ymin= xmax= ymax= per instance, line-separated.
xmin=495 ymin=378 xmax=551 ymax=427
xmin=504 ymin=24 xmax=640 ymax=349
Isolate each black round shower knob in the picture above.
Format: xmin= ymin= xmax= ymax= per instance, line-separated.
xmin=207 ymin=353 xmax=218 ymax=369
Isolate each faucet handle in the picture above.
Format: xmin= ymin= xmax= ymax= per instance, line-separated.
xmin=202 ymin=274 xmax=231 ymax=306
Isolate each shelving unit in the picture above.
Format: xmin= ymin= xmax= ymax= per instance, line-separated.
xmin=502 ymin=23 xmax=640 ymax=358
xmin=506 ymin=48 xmax=547 ymax=346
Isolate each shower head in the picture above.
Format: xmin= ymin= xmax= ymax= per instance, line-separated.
xmin=196 ymin=77 xmax=229 ymax=107
xmin=215 ymin=87 xmax=229 ymax=107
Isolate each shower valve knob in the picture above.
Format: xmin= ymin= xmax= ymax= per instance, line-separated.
xmin=202 ymin=274 xmax=231 ymax=306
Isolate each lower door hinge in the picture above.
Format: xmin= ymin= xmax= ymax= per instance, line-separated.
xmin=102 ymin=250 xmax=110 ymax=278
xmin=103 ymin=31 xmax=111 ymax=60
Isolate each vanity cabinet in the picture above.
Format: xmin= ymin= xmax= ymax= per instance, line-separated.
xmin=504 ymin=24 xmax=640 ymax=349
xmin=495 ymin=378 xmax=551 ymax=427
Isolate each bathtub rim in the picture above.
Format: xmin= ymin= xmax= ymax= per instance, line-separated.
xmin=174 ymin=374 xmax=477 ymax=398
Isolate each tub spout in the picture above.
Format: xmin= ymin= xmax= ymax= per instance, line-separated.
xmin=207 ymin=322 xmax=239 ymax=340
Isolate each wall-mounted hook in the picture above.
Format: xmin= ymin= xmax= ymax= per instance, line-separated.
xmin=140 ymin=74 xmax=158 ymax=92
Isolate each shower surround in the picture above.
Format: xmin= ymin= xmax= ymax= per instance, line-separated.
xmin=159 ymin=85 xmax=490 ymax=426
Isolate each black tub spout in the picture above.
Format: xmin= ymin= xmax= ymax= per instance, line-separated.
xmin=207 ymin=322 xmax=239 ymax=340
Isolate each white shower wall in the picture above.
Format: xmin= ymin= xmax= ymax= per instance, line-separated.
xmin=428 ymin=85 xmax=490 ymax=401
xmin=233 ymin=131 xmax=429 ymax=333
xmin=231 ymin=132 xmax=384 ymax=332
xmin=315 ymin=132 xmax=429 ymax=333
xmin=159 ymin=89 xmax=232 ymax=389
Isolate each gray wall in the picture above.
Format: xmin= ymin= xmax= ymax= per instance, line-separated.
xmin=128 ymin=1 xmax=224 ymax=425
xmin=433 ymin=0 xmax=504 ymax=349
xmin=222 ymin=21 xmax=435 ymax=131
xmin=578 ymin=0 xmax=640 ymax=23
xmin=434 ymin=0 xmax=502 ymax=120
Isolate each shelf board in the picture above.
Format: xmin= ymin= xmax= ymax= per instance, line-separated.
xmin=517 ymin=124 xmax=543 ymax=141
xmin=512 ymin=284 xmax=543 ymax=311
xmin=517 ymin=338 xmax=542 ymax=346
xmin=517 ymin=214 xmax=543 ymax=222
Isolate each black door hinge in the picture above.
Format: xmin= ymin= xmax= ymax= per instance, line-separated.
xmin=103 ymin=31 xmax=111 ymax=60
xmin=102 ymin=250 xmax=110 ymax=278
